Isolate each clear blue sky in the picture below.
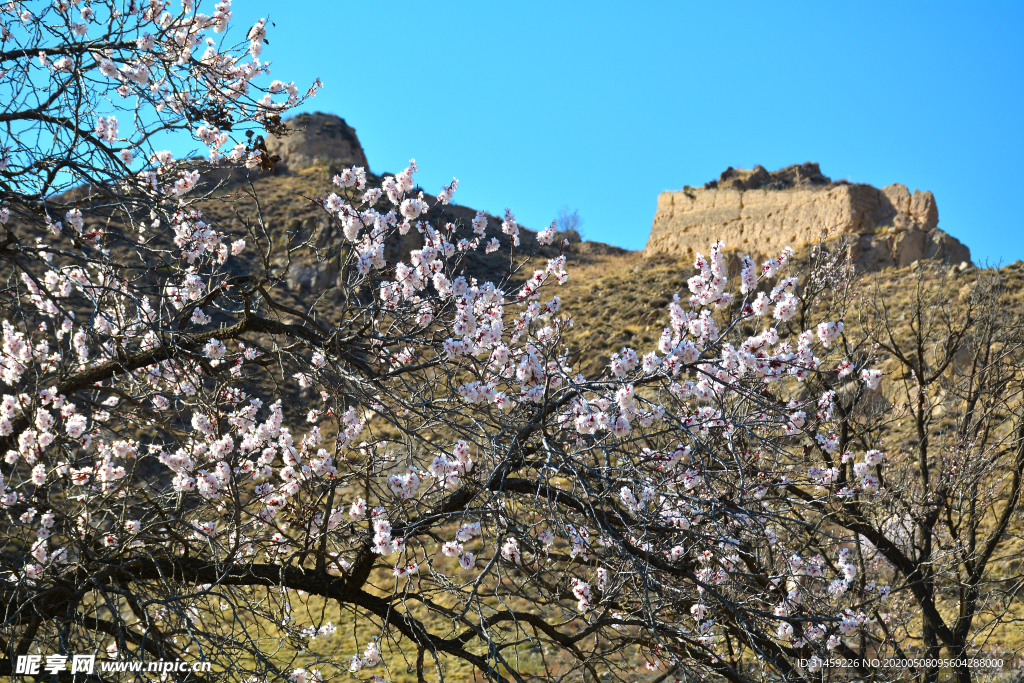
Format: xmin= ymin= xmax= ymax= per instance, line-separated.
xmin=240 ymin=0 xmax=1023 ymax=265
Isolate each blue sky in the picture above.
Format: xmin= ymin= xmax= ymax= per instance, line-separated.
xmin=240 ymin=0 xmax=1023 ymax=265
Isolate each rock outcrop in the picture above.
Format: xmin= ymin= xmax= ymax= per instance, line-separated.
xmin=260 ymin=113 xmax=587 ymax=292
xmin=646 ymin=163 xmax=970 ymax=270
xmin=265 ymin=112 xmax=369 ymax=171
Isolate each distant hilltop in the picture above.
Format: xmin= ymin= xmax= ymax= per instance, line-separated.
xmin=645 ymin=163 xmax=970 ymax=270
xmin=261 ymin=118 xmax=969 ymax=271
xmin=264 ymin=112 xmax=370 ymax=172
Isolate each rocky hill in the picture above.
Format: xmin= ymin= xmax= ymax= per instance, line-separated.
xmin=645 ymin=162 xmax=971 ymax=270
xmin=233 ymin=113 xmax=623 ymax=294
xmin=260 ymin=116 xmax=972 ymax=275
xmin=264 ymin=112 xmax=370 ymax=172
xmin=205 ymin=115 xmax=1023 ymax=679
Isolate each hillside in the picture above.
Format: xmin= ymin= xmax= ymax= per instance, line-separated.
xmin=226 ymin=114 xmax=996 ymax=369
xmin=191 ymin=114 xmax=1024 ymax=681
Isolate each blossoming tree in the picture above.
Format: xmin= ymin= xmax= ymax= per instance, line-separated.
xmin=0 ymin=2 xmax=1021 ymax=683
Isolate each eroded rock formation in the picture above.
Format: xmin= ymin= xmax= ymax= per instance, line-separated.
xmin=646 ymin=163 xmax=970 ymax=270
xmin=264 ymin=112 xmax=369 ymax=172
